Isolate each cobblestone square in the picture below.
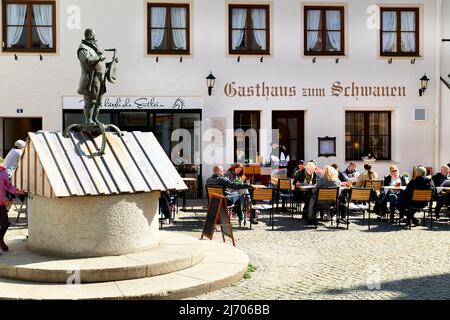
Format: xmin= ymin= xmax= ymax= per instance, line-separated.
xmin=167 ymin=201 xmax=450 ymax=300
xmin=5 ymin=200 xmax=450 ymax=300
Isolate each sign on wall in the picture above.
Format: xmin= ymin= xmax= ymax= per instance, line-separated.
xmin=224 ymin=81 xmax=407 ymax=98
xmin=62 ymin=96 xmax=203 ymax=110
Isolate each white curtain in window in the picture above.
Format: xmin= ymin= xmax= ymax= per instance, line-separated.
xmin=306 ymin=10 xmax=321 ymax=51
xmin=33 ymin=5 xmax=53 ymax=48
xmin=151 ymin=7 xmax=166 ymax=49
xmin=382 ymin=11 xmax=396 ymax=52
xmin=6 ymin=4 xmax=26 ymax=48
xmin=401 ymin=11 xmax=415 ymax=52
xmin=232 ymin=8 xmax=247 ymax=50
xmin=326 ymin=10 xmax=341 ymax=51
xmin=251 ymin=9 xmax=266 ymax=50
xmin=171 ymin=7 xmax=187 ymax=50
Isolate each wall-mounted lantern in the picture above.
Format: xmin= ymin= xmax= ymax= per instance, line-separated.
xmin=206 ymin=72 xmax=216 ymax=96
xmin=419 ymin=74 xmax=430 ymax=97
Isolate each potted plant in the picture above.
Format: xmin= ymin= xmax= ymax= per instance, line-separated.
xmin=402 ymin=172 xmax=410 ymax=184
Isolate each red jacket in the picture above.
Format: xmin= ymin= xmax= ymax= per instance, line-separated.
xmin=0 ymin=166 xmax=19 ymax=206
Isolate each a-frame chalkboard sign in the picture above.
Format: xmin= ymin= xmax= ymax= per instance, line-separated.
xmin=201 ymin=194 xmax=236 ymax=247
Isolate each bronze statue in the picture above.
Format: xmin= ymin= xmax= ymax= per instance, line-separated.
xmin=77 ymin=29 xmax=118 ymax=125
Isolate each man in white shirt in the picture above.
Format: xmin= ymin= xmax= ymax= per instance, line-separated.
xmin=3 ymin=140 xmax=26 ymax=179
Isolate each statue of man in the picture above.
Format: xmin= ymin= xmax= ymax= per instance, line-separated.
xmin=77 ymin=29 xmax=117 ymax=125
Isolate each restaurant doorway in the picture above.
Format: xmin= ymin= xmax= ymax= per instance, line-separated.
xmin=2 ymin=117 xmax=42 ymax=157
xmin=272 ymin=111 xmax=305 ymax=177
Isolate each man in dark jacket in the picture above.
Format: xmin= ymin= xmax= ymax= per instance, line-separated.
xmin=342 ymin=162 xmax=359 ymax=181
xmin=397 ymin=166 xmax=434 ymax=226
xmin=432 ymin=166 xmax=449 ymax=188
xmin=206 ymin=165 xmax=260 ymax=224
xmin=434 ymin=180 xmax=450 ymax=220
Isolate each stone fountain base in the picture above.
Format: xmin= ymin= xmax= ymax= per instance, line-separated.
xmin=27 ymin=193 xmax=160 ymax=258
xmin=0 ymin=232 xmax=248 ymax=300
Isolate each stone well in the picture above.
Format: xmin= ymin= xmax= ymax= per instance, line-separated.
xmin=13 ymin=131 xmax=187 ymax=258
xmin=27 ymin=192 xmax=160 ymax=258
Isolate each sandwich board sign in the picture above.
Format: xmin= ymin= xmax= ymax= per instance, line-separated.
xmin=201 ymin=194 xmax=236 ymax=247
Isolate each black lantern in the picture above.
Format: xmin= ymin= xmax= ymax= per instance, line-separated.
xmin=419 ymin=74 xmax=430 ymax=96
xmin=206 ymin=72 xmax=216 ymax=96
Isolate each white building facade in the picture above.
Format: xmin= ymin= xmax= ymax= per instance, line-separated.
xmin=0 ymin=0 xmax=449 ymax=186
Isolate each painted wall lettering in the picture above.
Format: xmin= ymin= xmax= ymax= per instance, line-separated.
xmin=225 ymin=81 xmax=407 ymax=98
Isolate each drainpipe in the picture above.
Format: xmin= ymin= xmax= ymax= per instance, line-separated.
xmin=435 ymin=0 xmax=442 ymax=171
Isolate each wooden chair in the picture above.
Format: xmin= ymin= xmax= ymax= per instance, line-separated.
xmin=407 ymin=189 xmax=433 ymax=230
xmin=13 ymin=194 xmax=28 ymax=224
xmin=206 ymin=186 xmax=226 ymax=200
xmin=314 ymin=187 xmax=340 ymax=229
xmin=363 ymin=180 xmax=383 ymax=194
xmin=363 ymin=180 xmax=384 ymax=217
xmin=276 ymin=178 xmax=294 ymax=217
xmin=270 ymin=174 xmax=287 ymax=186
xmin=346 ymin=188 xmax=372 ymax=229
xmin=251 ymin=187 xmax=274 ymax=230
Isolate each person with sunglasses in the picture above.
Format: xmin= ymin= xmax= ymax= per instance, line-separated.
xmin=380 ymin=165 xmax=408 ymax=223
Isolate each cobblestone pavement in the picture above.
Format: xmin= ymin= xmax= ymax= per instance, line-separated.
xmin=171 ymin=200 xmax=450 ymax=300
xmin=6 ymin=201 xmax=450 ymax=300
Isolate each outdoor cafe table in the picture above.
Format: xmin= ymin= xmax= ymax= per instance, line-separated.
xmin=382 ymin=186 xmax=406 ymax=193
xmin=436 ymin=187 xmax=450 ymax=193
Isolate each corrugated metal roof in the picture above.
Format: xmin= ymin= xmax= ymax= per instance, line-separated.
xmin=14 ymin=131 xmax=187 ymax=198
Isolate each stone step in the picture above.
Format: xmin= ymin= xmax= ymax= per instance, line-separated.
xmin=0 ymin=237 xmax=248 ymax=300
xmin=0 ymin=232 xmax=204 ymax=283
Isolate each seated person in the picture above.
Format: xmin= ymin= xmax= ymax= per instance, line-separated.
xmin=356 ymin=164 xmax=379 ymax=187
xmin=331 ymin=164 xmax=347 ymax=182
xmin=292 ymin=160 xmax=305 ymax=182
xmin=293 ymin=161 xmax=319 ymax=219
xmin=356 ymin=164 xmax=381 ymax=212
xmin=380 ymin=165 xmax=408 ymax=222
xmin=435 ymin=180 xmax=450 ymax=220
xmin=432 ymin=165 xmax=449 ymax=188
xmin=206 ymin=165 xmax=260 ymax=224
xmin=224 ymin=163 xmax=245 ymax=182
xmin=294 ymin=161 xmax=318 ymax=186
xmin=308 ymin=160 xmax=323 ymax=176
xmin=397 ymin=166 xmax=434 ymax=226
xmin=160 ymin=191 xmax=174 ymax=222
xmin=342 ymin=162 xmax=359 ymax=181
xmin=307 ymin=166 xmax=347 ymax=225
xmin=224 ymin=163 xmax=251 ymax=213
